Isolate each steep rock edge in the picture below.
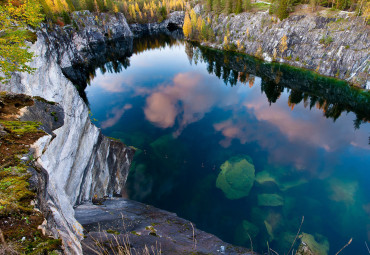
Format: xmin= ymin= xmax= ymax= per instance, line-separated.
xmin=194 ymin=5 xmax=369 ymax=88
xmin=0 ymin=10 xmax=183 ymax=254
xmin=75 ymin=198 xmax=254 ymax=254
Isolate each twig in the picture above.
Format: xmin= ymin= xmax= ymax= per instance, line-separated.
xmin=190 ymin=222 xmax=196 ymax=250
xmin=247 ymin=233 xmax=253 ymax=254
xmin=287 ymin=216 xmax=304 ymax=255
xmin=335 ymin=238 xmax=352 ymax=255
xmin=267 ymin=241 xmax=270 ymax=255
xmin=269 ymin=248 xmax=279 ymax=255
xmin=366 ymin=241 xmax=370 ymax=254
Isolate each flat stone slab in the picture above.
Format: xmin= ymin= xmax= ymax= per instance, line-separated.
xmin=75 ymin=198 xmax=253 ymax=255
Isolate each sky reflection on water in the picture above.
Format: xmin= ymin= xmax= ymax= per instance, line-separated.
xmin=84 ymin=38 xmax=370 ymax=254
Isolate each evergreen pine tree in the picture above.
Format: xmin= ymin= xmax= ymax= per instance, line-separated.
xmin=206 ymin=0 xmax=213 ymax=11
xmin=277 ymin=0 xmax=289 ymax=20
xmin=243 ymin=0 xmax=252 ymax=11
xmin=213 ymin=0 xmax=221 ymax=13
xmin=235 ymin=0 xmax=242 ymax=13
xmin=224 ymin=0 xmax=233 ymax=13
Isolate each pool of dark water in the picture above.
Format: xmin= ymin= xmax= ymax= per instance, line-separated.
xmin=80 ymin=35 xmax=370 ymax=254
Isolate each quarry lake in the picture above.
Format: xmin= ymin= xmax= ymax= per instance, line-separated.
xmin=80 ymin=35 xmax=370 ymax=254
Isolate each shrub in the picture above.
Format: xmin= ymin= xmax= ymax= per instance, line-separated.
xmin=319 ymin=35 xmax=334 ymax=45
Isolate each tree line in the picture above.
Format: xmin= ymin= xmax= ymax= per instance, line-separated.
xmin=183 ymin=8 xmax=216 ymax=41
xmin=33 ymin=0 xmax=186 ymax=25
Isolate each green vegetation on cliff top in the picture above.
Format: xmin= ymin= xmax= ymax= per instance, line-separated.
xmin=0 ymin=93 xmax=61 ymax=253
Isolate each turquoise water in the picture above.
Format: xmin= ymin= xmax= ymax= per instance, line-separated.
xmin=82 ymin=36 xmax=370 ymax=254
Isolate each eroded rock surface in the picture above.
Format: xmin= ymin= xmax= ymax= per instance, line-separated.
xmin=75 ymin=198 xmax=253 ymax=255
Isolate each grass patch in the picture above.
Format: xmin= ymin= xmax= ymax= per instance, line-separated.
xmin=50 ymin=112 xmax=58 ymax=122
xmin=106 ymin=229 xmax=120 ymax=235
xmin=33 ymin=96 xmax=56 ymax=105
xmin=252 ymin=2 xmax=270 ymax=11
xmin=0 ymin=121 xmax=42 ymax=136
xmin=319 ymin=35 xmax=334 ymax=46
xmin=0 ymin=94 xmax=61 ymax=253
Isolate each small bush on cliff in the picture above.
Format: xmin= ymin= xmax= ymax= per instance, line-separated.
xmin=319 ymin=35 xmax=334 ymax=45
xmin=0 ymin=0 xmax=44 ymax=83
xmin=277 ymin=0 xmax=289 ymax=20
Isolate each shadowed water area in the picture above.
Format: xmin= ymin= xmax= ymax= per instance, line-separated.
xmin=68 ymin=34 xmax=370 ymax=254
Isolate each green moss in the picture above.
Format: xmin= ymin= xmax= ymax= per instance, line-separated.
xmin=32 ymin=96 xmax=56 ymax=105
xmin=0 ymin=97 xmax=60 ymax=254
xmin=50 ymin=112 xmax=58 ymax=122
xmin=106 ymin=229 xmax=120 ymax=235
xmin=107 ymin=136 xmax=121 ymax=142
xmin=319 ymin=36 xmax=334 ymax=46
xmin=251 ymin=2 xmax=270 ymax=10
xmin=0 ymin=169 xmax=34 ymax=216
xmin=29 ymin=239 xmax=62 ymax=254
xmin=0 ymin=121 xmax=42 ymax=135
xmin=131 ymin=231 xmax=141 ymax=236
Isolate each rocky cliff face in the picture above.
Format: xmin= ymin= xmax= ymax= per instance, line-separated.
xmin=196 ymin=6 xmax=369 ymax=88
xmin=0 ymin=10 xmax=182 ymax=254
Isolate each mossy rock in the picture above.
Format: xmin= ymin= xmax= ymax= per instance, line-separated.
xmin=0 ymin=172 xmax=35 ymax=215
xmin=0 ymin=121 xmax=42 ymax=135
xmin=328 ymin=178 xmax=358 ymax=205
xmin=255 ymin=170 xmax=277 ymax=184
xmin=258 ymin=193 xmax=284 ymax=207
xmin=299 ymin=233 xmax=329 ymax=255
xmin=216 ymin=155 xmax=255 ymax=200
xmin=234 ymin=220 xmax=259 ymax=245
xmin=264 ymin=220 xmax=274 ymax=240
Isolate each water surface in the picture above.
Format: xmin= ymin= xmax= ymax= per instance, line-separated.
xmin=81 ymin=35 xmax=370 ymax=254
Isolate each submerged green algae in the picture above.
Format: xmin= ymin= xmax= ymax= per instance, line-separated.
xmin=258 ymin=193 xmax=284 ymax=207
xmin=216 ymin=155 xmax=255 ymax=199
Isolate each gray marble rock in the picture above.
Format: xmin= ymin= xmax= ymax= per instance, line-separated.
xmin=0 ymin=9 xmax=185 ymax=254
xmin=199 ymin=8 xmax=369 ymax=88
xmin=0 ymin=11 xmax=139 ymax=254
xmin=75 ymin=198 xmax=254 ymax=255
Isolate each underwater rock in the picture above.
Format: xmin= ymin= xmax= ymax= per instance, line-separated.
xmin=299 ymin=233 xmax=329 ymax=255
xmin=279 ymin=179 xmax=308 ymax=191
xmin=296 ymin=242 xmax=315 ymax=255
xmin=216 ymin=155 xmax=255 ymax=200
xmin=234 ymin=220 xmax=260 ymax=246
xmin=149 ymin=134 xmax=185 ymax=162
xmin=256 ymin=170 xmax=277 ymax=185
xmin=264 ymin=220 xmax=274 ymax=240
xmin=241 ymin=220 xmax=260 ymax=238
xmin=258 ymin=194 xmax=284 ymax=207
xmin=255 ymin=167 xmax=307 ymax=192
xmin=328 ymin=178 xmax=358 ymax=205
